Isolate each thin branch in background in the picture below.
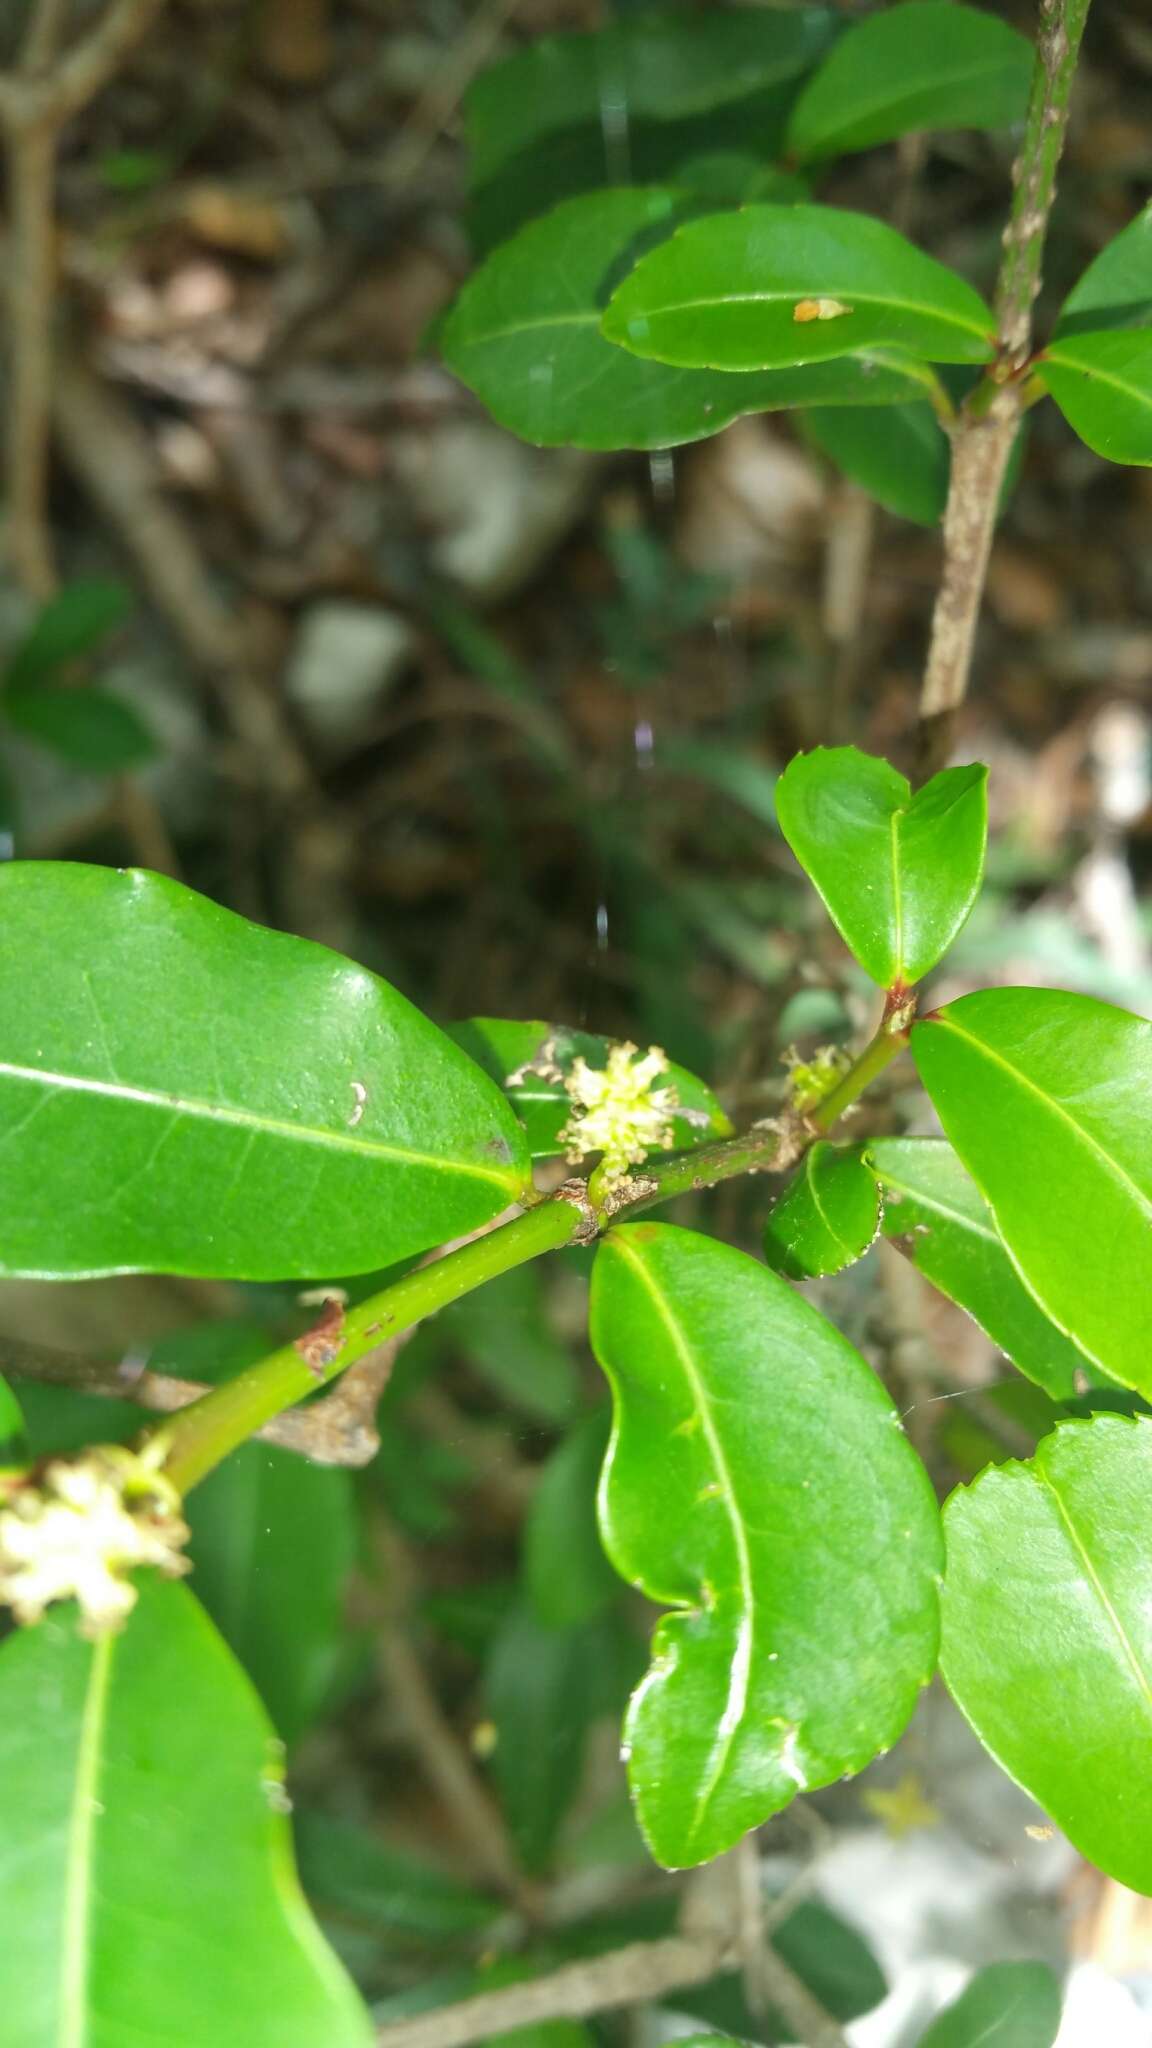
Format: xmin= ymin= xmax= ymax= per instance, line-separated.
xmin=1 ymin=1331 xmax=404 ymax=1466
xmin=18 ymin=0 xmax=71 ymax=77
xmin=357 ymin=0 xmax=517 ymax=191
xmin=371 ymin=1520 xmax=526 ymax=1905
xmin=917 ymin=0 xmax=1094 ymax=772
xmin=0 ymin=0 xmax=168 ymax=595
xmin=374 ymin=1936 xmax=736 ymax=2048
xmin=374 ymin=1918 xmax=851 ymax=2048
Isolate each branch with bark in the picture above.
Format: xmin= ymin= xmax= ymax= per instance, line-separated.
xmin=917 ymin=0 xmax=1093 ymax=773
xmin=0 ymin=0 xmax=168 ymax=594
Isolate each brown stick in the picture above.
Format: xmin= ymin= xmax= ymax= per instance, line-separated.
xmin=373 ymin=1521 xmax=525 ymax=1903
xmin=374 ymin=1937 xmax=736 ymax=2048
xmin=2 ymin=1332 xmax=400 ymax=1466
xmin=2 ymin=117 xmax=58 ymax=595
xmin=916 ymin=0 xmax=1094 ymax=773
xmin=0 ymin=0 xmax=168 ymax=593
xmin=0 ymin=0 xmax=166 ymax=129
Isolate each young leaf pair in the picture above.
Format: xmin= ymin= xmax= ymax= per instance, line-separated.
xmin=771 ymin=746 xmax=1152 ymax=1900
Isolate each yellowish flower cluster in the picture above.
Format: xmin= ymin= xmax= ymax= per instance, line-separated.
xmin=782 ymin=1043 xmax=853 ymax=1114
xmin=559 ymin=1041 xmax=680 ymax=1190
xmin=0 ymin=1446 xmax=190 ymax=1636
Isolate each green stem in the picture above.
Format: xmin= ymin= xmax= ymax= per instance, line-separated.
xmin=155 ymin=1009 xmax=910 ymax=1493
xmin=810 ymin=1020 xmax=907 ymax=1132
xmin=159 ymin=1197 xmax=584 ymax=1494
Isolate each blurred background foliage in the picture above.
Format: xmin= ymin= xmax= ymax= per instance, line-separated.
xmin=2 ymin=0 xmax=1152 ymax=2039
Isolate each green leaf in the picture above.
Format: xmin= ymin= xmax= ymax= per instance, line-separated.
xmin=670 ymin=156 xmax=808 ymax=208
xmin=940 ymin=1415 xmax=1152 ymax=1895
xmin=1039 ymin=328 xmax=1152 ymax=466
xmin=440 ymin=1263 xmax=580 ymax=1425
xmin=802 ymin=401 xmax=950 ymax=525
xmin=448 ymin=1016 xmax=731 ymax=1160
xmin=0 ymin=863 xmax=530 ymax=1280
xmin=186 ymin=1449 xmax=358 ymax=1745
xmin=4 ymin=684 xmax=155 ymax=771
xmin=602 ymin=206 xmax=995 ymax=373
xmin=464 ymin=8 xmax=834 ymax=187
xmin=775 ymin=747 xmax=988 ymax=989
xmin=911 ymin=987 xmax=1152 ymax=1393
xmin=590 ymin=1223 xmax=942 ymax=1868
xmin=868 ymin=1137 xmax=1097 ymax=1401
xmin=1054 ymin=201 xmax=1152 ymax=336
xmin=484 ymin=1600 xmax=644 ymax=1873
xmin=0 ymin=1575 xmax=373 ymax=2045
xmin=526 ymin=1408 xmax=619 ymax=1629
xmin=4 ymin=579 xmax=130 ymax=690
xmin=294 ymin=1811 xmax=498 ymax=1938
xmin=443 ymin=191 xmax=929 ymax=452
xmin=0 ymin=1373 xmax=26 ymax=1465
xmin=917 ymin=1961 xmax=1063 ymax=2048
xmin=785 ymin=3 xmax=1033 ymax=163
xmin=763 ymin=1140 xmax=882 ymax=1280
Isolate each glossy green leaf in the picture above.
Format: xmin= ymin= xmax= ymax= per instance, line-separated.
xmin=440 ymin=1263 xmax=579 ymax=1424
xmin=1039 ymin=328 xmax=1152 ymax=465
xmin=786 ymin=3 xmax=1033 ymax=163
xmin=803 ymin=401 xmax=949 ymax=525
xmin=4 ymin=684 xmax=155 ymax=771
xmin=0 ymin=1575 xmax=373 ymax=2045
xmin=526 ymin=1408 xmax=619 ymax=1629
xmin=912 ymin=988 xmax=1152 ymax=1393
xmin=590 ymin=1223 xmax=942 ymax=1867
xmin=465 ymin=8 xmax=833 ymax=187
xmin=775 ymin=747 xmax=988 ymax=989
xmin=448 ymin=1015 xmax=731 ymax=1159
xmin=0 ymin=863 xmax=530 ymax=1280
xmin=917 ymin=1961 xmax=1063 ymax=2048
xmin=1054 ymin=201 xmax=1152 ymax=336
xmin=602 ymin=206 xmax=995 ymax=373
xmin=294 ymin=1812 xmax=498 ymax=1937
xmin=868 ymin=1137 xmax=1097 ymax=1401
xmin=443 ymin=191 xmax=930 ymax=452
xmin=4 ymin=579 xmax=130 ymax=690
xmin=484 ymin=1600 xmax=644 ymax=1873
xmin=0 ymin=1373 xmax=25 ymax=1465
xmin=763 ymin=1140 xmax=882 ymax=1280
xmin=941 ymin=1415 xmax=1152 ymax=1894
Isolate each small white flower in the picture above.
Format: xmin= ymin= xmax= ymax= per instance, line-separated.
xmin=559 ymin=1040 xmax=680 ymax=1190
xmin=0 ymin=1446 xmax=191 ymax=1637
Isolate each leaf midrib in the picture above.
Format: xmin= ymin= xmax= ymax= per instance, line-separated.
xmin=611 ymin=285 xmax=991 ymax=342
xmin=611 ymin=1235 xmax=755 ymax=1851
xmin=889 ymin=807 xmax=906 ymax=981
xmin=1046 ymin=339 xmax=1152 ymax=411
xmin=61 ymin=1631 xmax=113 ymax=2048
xmin=1036 ymin=1460 xmax=1152 ymax=1723
xmin=0 ymin=1060 xmax=514 ymax=1190
xmin=805 ymin=1151 xmax=861 ymax=1262
xmin=925 ymin=1015 xmax=1152 ymax=1224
